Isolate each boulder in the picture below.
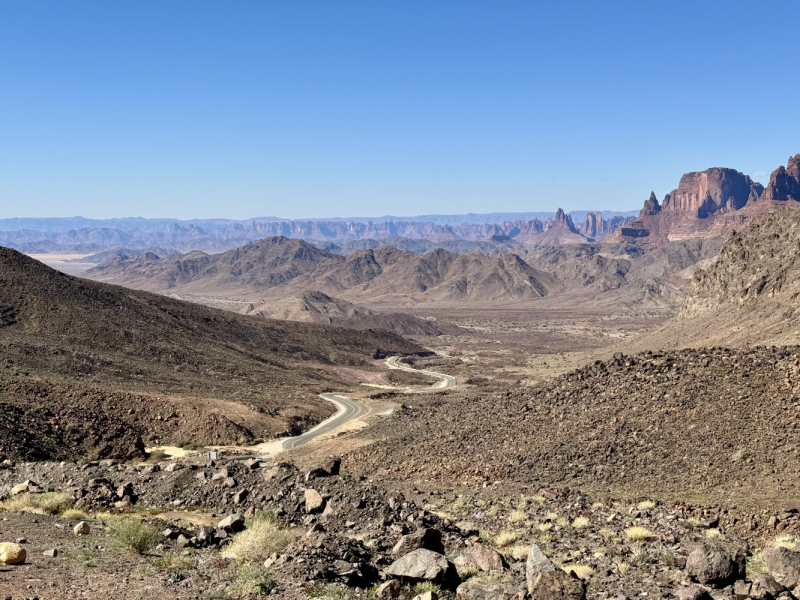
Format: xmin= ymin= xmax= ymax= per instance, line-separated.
xmin=392 ymin=528 xmax=445 ymax=558
xmin=305 ymin=489 xmax=326 ymax=514
xmin=526 ymin=544 xmax=557 ymax=591
xmin=11 ymin=480 xmax=40 ymax=495
xmin=218 ymin=513 xmax=245 ymax=533
xmin=675 ymin=586 xmax=714 ymax=600
xmin=686 ymin=544 xmax=744 ymax=587
xmin=0 ymin=542 xmax=26 ymax=565
xmin=386 ymin=548 xmax=461 ymax=591
xmin=528 ymin=570 xmax=586 ymax=600
xmin=457 ymin=580 xmax=526 ymax=600
xmin=374 ymin=580 xmax=401 ymax=599
xmin=765 ymin=547 xmax=800 ymax=589
xmin=414 ymin=593 xmax=437 ymax=600
xmin=73 ymin=521 xmax=90 ymax=536
xmin=467 ymin=542 xmax=509 ymax=572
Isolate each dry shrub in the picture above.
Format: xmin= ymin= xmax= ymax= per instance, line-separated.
xmin=222 ymin=512 xmax=295 ymax=563
xmin=572 ymin=516 xmax=590 ymax=529
xmin=508 ymin=510 xmax=526 ymax=523
xmin=0 ymin=492 xmax=74 ymax=516
xmin=637 ymin=500 xmax=655 ymax=510
xmin=493 ymin=531 xmax=519 ymax=547
xmin=625 ymin=526 xmax=654 ymax=542
xmin=107 ymin=517 xmax=160 ymax=554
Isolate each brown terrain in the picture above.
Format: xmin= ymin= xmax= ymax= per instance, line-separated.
xmin=6 ymin=159 xmax=800 ymax=600
xmin=0 ymin=247 xmax=426 ymax=462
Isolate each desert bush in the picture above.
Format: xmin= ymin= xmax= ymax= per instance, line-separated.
xmin=61 ymin=508 xmax=91 ymax=520
xmin=176 ymin=440 xmax=206 ymax=452
xmin=0 ymin=492 xmax=74 ymax=516
xmin=107 ymin=517 xmax=160 ymax=554
xmin=231 ymin=563 xmax=275 ymax=597
xmin=508 ymin=510 xmax=526 ymax=523
xmin=222 ymin=512 xmax=294 ymax=563
xmin=572 ymin=516 xmax=590 ymax=529
xmin=414 ymin=582 xmax=455 ymax=600
xmin=625 ymin=526 xmax=654 ymax=542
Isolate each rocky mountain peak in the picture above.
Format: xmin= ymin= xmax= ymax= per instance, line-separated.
xmin=661 ymin=167 xmax=761 ymax=217
xmin=553 ymin=208 xmax=579 ymax=233
xmin=762 ymin=155 xmax=800 ymax=202
xmin=641 ymin=192 xmax=662 ymax=216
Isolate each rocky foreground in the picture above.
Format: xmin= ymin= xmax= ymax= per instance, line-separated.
xmin=3 ymin=454 xmax=800 ymax=599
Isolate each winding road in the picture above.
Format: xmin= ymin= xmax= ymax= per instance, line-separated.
xmin=280 ymin=355 xmax=455 ymax=452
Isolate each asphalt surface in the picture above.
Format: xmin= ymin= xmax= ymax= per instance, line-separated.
xmin=281 ymin=393 xmax=362 ymax=451
xmin=278 ymin=356 xmax=456 ymax=452
xmin=386 ymin=355 xmax=458 ymax=391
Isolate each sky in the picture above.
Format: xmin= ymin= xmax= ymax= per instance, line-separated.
xmin=1 ymin=1 xmax=798 ymax=220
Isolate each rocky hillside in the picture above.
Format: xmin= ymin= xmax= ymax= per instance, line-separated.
xmin=85 ymin=237 xmax=561 ymax=303
xmin=0 ymin=247 xmax=425 ymax=460
xmin=350 ymin=345 xmax=800 ymax=504
xmin=245 ymin=291 xmax=453 ymax=336
xmin=615 ymin=155 xmax=800 ymax=247
xmin=622 ymin=208 xmax=800 ymax=349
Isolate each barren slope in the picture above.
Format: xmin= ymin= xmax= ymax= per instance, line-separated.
xmin=0 ymin=247 xmax=425 ymax=460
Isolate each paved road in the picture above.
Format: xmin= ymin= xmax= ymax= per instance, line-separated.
xmin=386 ymin=355 xmax=457 ymax=391
xmin=277 ymin=356 xmax=456 ymax=453
xmin=281 ymin=393 xmax=362 ymax=451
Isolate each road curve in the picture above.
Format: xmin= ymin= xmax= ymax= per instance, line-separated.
xmin=282 ymin=393 xmax=362 ymax=451
xmin=279 ymin=355 xmax=456 ymax=452
xmin=386 ymin=355 xmax=457 ymax=392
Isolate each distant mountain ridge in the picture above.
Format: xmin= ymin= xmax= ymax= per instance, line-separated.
xmin=85 ymin=236 xmax=561 ymax=303
xmin=0 ymin=209 xmax=636 ymax=255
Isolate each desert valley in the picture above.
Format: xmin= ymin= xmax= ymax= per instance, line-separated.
xmin=3 ymin=154 xmax=800 ymax=600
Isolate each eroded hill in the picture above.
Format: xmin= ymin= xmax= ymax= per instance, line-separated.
xmin=0 ymin=247 xmax=425 ymax=461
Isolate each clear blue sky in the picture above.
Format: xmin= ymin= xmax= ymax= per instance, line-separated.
xmin=1 ymin=1 xmax=798 ymax=220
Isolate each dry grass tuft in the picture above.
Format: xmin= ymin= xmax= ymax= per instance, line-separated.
xmin=625 ymin=526 xmax=654 ymax=542
xmin=61 ymin=508 xmax=91 ymax=520
xmin=572 ymin=516 xmax=590 ymax=529
xmin=508 ymin=544 xmax=530 ymax=560
xmin=705 ymin=528 xmax=724 ymax=539
xmin=637 ymin=500 xmax=655 ymax=510
xmin=508 ymin=510 xmax=526 ymax=523
xmin=0 ymin=492 xmax=75 ymax=516
xmin=773 ymin=535 xmax=798 ymax=550
xmin=222 ymin=513 xmax=295 ymax=563
xmin=615 ymin=560 xmax=631 ymax=574
xmin=538 ymin=522 xmax=554 ymax=532
xmin=493 ymin=531 xmax=520 ymax=547
xmin=563 ymin=564 xmax=594 ymax=578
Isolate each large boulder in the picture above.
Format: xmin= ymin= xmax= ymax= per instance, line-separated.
xmin=0 ymin=542 xmax=26 ymax=565
xmin=528 ymin=570 xmax=586 ymax=600
xmin=10 ymin=480 xmax=40 ymax=495
xmin=218 ymin=513 xmax=245 ymax=533
xmin=765 ymin=546 xmax=800 ymax=589
xmin=526 ymin=544 xmax=557 ymax=592
xmin=386 ymin=548 xmax=461 ymax=591
xmin=305 ymin=489 xmax=326 ymax=514
xmin=457 ymin=580 xmax=526 ymax=600
xmin=392 ymin=528 xmax=445 ymax=558
xmin=467 ymin=542 xmax=509 ymax=572
xmin=686 ymin=544 xmax=744 ymax=587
